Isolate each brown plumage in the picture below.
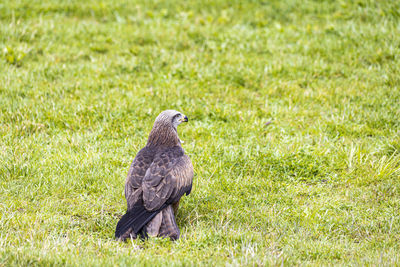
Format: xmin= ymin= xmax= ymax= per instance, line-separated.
xmin=115 ymin=110 xmax=193 ymax=241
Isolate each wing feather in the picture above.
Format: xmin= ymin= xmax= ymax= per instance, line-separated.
xmin=142 ymin=147 xmax=193 ymax=211
xmin=124 ymin=147 xmax=156 ymax=210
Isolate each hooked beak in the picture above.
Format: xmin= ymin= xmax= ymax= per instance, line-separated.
xmin=182 ymin=115 xmax=188 ymax=122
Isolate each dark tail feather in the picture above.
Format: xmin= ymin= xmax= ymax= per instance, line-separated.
xmin=115 ymin=203 xmax=167 ymax=239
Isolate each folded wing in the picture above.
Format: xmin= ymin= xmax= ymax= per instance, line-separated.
xmin=142 ymin=146 xmax=193 ymax=211
xmin=125 ymin=147 xmax=156 ymax=210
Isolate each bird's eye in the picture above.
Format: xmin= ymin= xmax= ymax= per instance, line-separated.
xmin=173 ymin=114 xmax=181 ymax=120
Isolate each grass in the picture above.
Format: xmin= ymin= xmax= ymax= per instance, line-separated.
xmin=1 ymin=0 xmax=400 ymax=265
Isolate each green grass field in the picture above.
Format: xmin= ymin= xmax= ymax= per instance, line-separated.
xmin=1 ymin=0 xmax=400 ymax=265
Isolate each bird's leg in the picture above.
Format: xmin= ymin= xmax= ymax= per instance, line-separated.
xmin=159 ymin=205 xmax=180 ymax=241
xmin=172 ymin=200 xmax=180 ymax=215
xmin=145 ymin=212 xmax=163 ymax=237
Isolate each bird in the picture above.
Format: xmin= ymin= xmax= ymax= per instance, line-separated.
xmin=115 ymin=110 xmax=193 ymax=241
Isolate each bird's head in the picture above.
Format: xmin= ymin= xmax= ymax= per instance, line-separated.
xmin=154 ymin=110 xmax=188 ymax=129
xmin=147 ymin=110 xmax=189 ymax=147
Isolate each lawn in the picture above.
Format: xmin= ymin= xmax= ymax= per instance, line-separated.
xmin=1 ymin=0 xmax=399 ymax=265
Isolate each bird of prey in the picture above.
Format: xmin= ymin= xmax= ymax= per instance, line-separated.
xmin=115 ymin=110 xmax=193 ymax=241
